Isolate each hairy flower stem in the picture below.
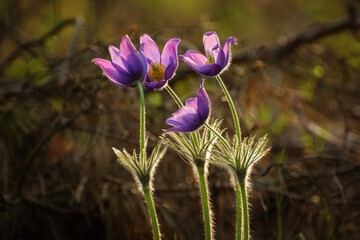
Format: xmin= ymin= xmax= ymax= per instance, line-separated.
xmin=198 ymin=166 xmax=213 ymax=240
xmin=235 ymin=184 xmax=243 ymax=240
xmin=165 ymin=85 xmax=214 ymax=239
xmin=138 ymin=82 xmax=161 ymax=239
xmin=215 ymin=75 xmax=241 ymax=144
xmin=143 ymin=183 xmax=161 ymax=240
xmin=137 ymin=81 xmax=146 ymax=168
xmin=165 ymin=85 xmax=183 ymax=108
xmin=240 ymin=181 xmax=249 ymax=240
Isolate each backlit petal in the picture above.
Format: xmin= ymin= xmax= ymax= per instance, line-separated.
xmin=180 ymin=50 xmax=208 ymax=72
xmin=197 ymin=79 xmax=210 ymax=121
xmin=197 ymin=63 xmax=222 ymax=76
xmin=164 ymin=56 xmax=175 ymax=80
xmin=119 ymin=35 xmax=137 ymax=59
xmin=163 ymin=125 xmax=200 ymax=133
xmin=140 ymin=34 xmax=161 ymax=64
xmin=145 ymin=80 xmax=167 ymax=91
xmin=164 ymin=80 xmax=210 ymax=133
xmin=92 ymin=58 xmax=136 ymax=87
xmin=161 ymin=38 xmax=180 ymax=70
xmin=119 ymin=35 xmax=145 ymax=77
xmin=167 ymin=104 xmax=199 ymax=125
xmin=108 ymin=45 xmax=127 ymax=71
xmin=185 ymin=97 xmax=198 ymax=109
xmin=203 ymin=32 xmax=221 ymax=58
xmin=223 ymin=37 xmax=238 ymax=66
xmin=214 ymin=47 xmax=226 ymax=68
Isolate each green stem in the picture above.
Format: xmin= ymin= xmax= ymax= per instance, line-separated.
xmin=235 ymin=183 xmax=243 ymax=240
xmin=143 ymin=184 xmax=161 ymax=240
xmin=137 ymin=81 xmax=146 ymax=169
xmin=165 ymin=85 xmax=183 ymax=107
xmin=240 ymin=181 xmax=249 ymax=240
xmin=215 ymin=75 xmax=241 ymax=144
xmin=198 ymin=166 xmax=213 ymax=240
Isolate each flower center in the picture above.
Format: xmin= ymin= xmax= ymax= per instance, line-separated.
xmin=148 ymin=63 xmax=166 ymax=82
xmin=206 ymin=51 xmax=215 ymax=64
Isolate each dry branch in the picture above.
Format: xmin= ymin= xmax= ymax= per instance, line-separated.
xmin=232 ymin=16 xmax=360 ymax=63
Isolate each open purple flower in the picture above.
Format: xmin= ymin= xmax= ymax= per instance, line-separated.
xmin=164 ymin=79 xmax=210 ymax=133
xmin=180 ymin=32 xmax=237 ymax=77
xmin=92 ymin=35 xmax=147 ymax=88
xmin=140 ymin=34 xmax=180 ymax=91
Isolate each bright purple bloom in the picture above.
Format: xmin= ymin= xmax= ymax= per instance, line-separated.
xmin=140 ymin=34 xmax=180 ymax=91
xmin=92 ymin=35 xmax=147 ymax=88
xmin=164 ymin=79 xmax=210 ymax=133
xmin=180 ymin=32 xmax=237 ymax=76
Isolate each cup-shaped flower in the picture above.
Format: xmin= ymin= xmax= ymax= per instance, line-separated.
xmin=180 ymin=32 xmax=237 ymax=76
xmin=164 ymin=79 xmax=210 ymax=133
xmin=92 ymin=35 xmax=147 ymax=88
xmin=140 ymin=34 xmax=180 ymax=91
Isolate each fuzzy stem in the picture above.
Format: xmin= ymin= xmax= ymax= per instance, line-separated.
xmin=165 ymin=85 xmax=183 ymax=108
xmin=235 ymin=183 xmax=243 ymax=240
xmin=137 ymin=81 xmax=146 ymax=169
xmin=143 ymin=184 xmax=161 ymax=240
xmin=198 ymin=166 xmax=213 ymax=240
xmin=215 ymin=75 xmax=241 ymax=144
xmin=240 ymin=181 xmax=249 ymax=240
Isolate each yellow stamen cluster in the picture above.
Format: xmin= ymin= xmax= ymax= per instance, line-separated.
xmin=148 ymin=63 xmax=166 ymax=82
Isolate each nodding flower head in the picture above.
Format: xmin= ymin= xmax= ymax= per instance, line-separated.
xmin=92 ymin=35 xmax=147 ymax=88
xmin=180 ymin=32 xmax=237 ymax=77
xmin=164 ymin=79 xmax=210 ymax=133
xmin=140 ymin=34 xmax=180 ymax=91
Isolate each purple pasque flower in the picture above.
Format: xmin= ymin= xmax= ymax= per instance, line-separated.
xmin=164 ymin=79 xmax=210 ymax=133
xmin=140 ymin=34 xmax=180 ymax=91
xmin=180 ymin=32 xmax=237 ymax=76
xmin=92 ymin=35 xmax=147 ymax=88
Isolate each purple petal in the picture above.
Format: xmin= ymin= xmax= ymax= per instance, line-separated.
xmin=203 ymin=32 xmax=221 ymax=58
xmin=164 ymin=56 xmax=175 ymax=80
xmin=213 ymin=46 xmax=226 ymax=68
xmin=119 ymin=35 xmax=137 ymax=59
xmin=140 ymin=34 xmax=161 ymax=64
xmin=120 ymin=35 xmax=146 ymax=77
xmin=163 ymin=125 xmax=200 ymax=134
xmin=127 ymin=51 xmax=147 ymax=77
xmin=209 ymin=44 xmax=220 ymax=63
xmin=92 ymin=58 xmax=136 ymax=87
xmin=145 ymin=80 xmax=167 ymax=91
xmin=161 ymin=38 xmax=180 ymax=72
xmin=163 ymin=81 xmax=211 ymax=133
xmin=185 ymin=97 xmax=198 ymax=109
xmin=180 ymin=50 xmax=208 ymax=72
xmin=223 ymin=37 xmax=238 ymax=67
xmin=167 ymin=104 xmax=199 ymax=126
xmin=196 ymin=79 xmax=210 ymax=121
xmin=197 ymin=63 xmax=222 ymax=76
xmin=108 ymin=45 xmax=127 ymax=71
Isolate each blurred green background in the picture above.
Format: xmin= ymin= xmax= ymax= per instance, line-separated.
xmin=1 ymin=0 xmax=359 ymax=239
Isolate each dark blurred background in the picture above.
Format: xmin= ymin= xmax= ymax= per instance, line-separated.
xmin=1 ymin=0 xmax=360 ymax=239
